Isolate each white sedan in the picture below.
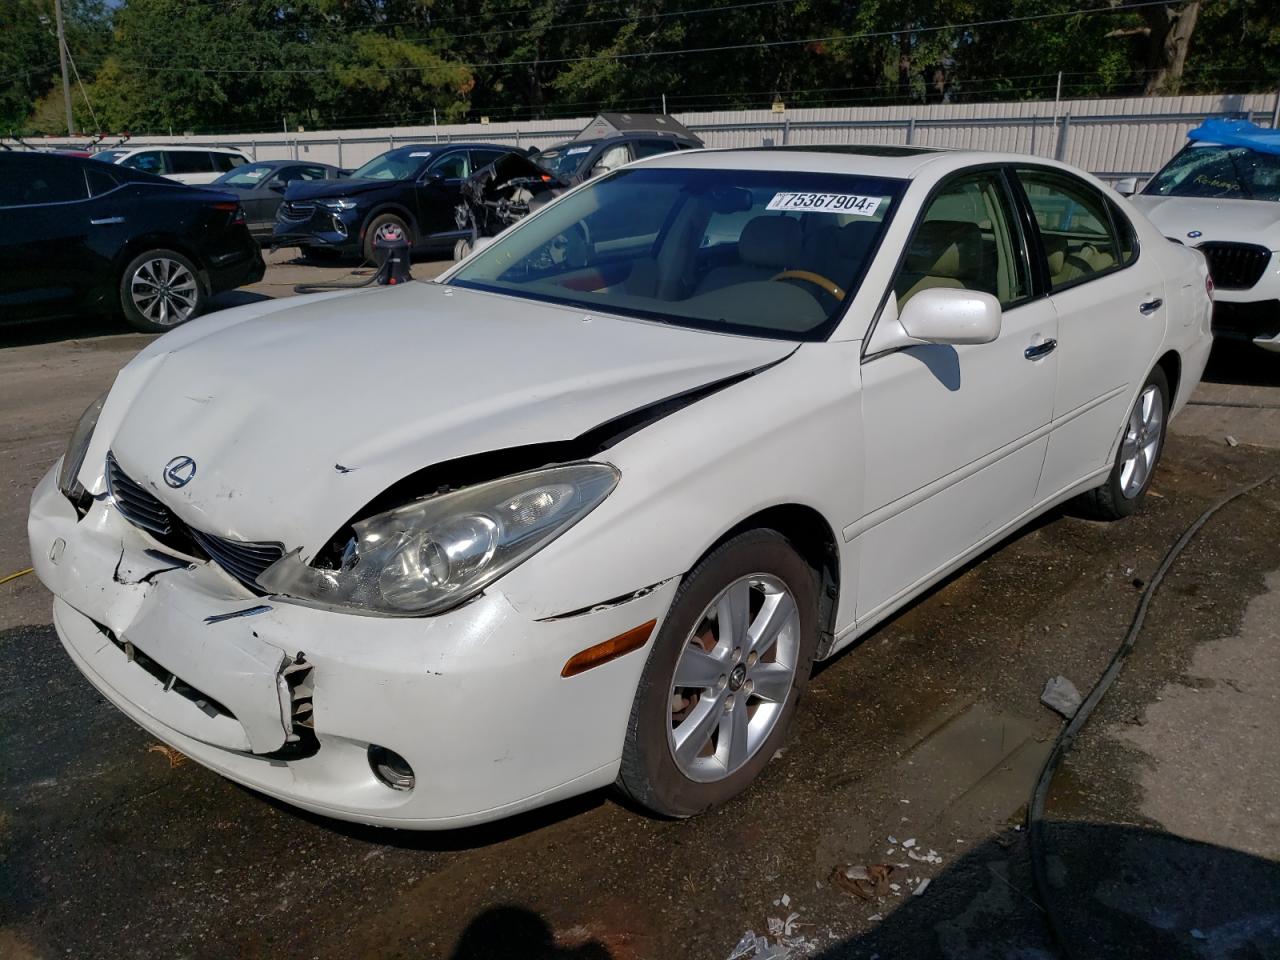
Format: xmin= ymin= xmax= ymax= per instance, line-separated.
xmin=30 ymin=146 xmax=1213 ymax=829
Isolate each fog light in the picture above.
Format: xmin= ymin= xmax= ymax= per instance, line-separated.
xmin=368 ymin=745 xmax=414 ymax=791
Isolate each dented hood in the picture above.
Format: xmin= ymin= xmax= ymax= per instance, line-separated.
xmin=107 ymin=282 xmax=791 ymax=553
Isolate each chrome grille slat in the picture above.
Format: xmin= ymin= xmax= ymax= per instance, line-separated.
xmin=105 ymin=452 xmax=283 ymax=591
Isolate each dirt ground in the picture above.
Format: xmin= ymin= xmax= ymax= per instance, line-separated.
xmin=1 ymin=258 xmax=1278 ymax=960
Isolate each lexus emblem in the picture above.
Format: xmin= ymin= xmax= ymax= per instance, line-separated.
xmin=1187 ymin=230 xmax=1202 ymax=239
xmin=163 ymin=455 xmax=197 ymax=488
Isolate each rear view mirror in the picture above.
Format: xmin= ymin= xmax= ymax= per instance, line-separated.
xmin=868 ymin=287 xmax=1002 ymax=355
xmin=1113 ymin=177 xmax=1138 ymax=196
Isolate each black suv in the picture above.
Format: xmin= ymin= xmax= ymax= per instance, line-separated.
xmin=273 ymin=142 xmax=509 ymax=262
xmin=532 ymin=132 xmax=701 ymax=186
xmin=0 ymin=152 xmax=264 ymax=332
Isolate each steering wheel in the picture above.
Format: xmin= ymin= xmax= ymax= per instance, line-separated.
xmin=770 ymin=270 xmax=846 ymax=302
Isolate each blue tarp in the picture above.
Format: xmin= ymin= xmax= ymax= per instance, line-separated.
xmin=1187 ymin=118 xmax=1280 ymax=157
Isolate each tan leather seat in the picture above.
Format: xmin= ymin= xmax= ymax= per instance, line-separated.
xmin=695 ymin=215 xmax=801 ymax=294
xmin=894 ymin=220 xmax=984 ymax=304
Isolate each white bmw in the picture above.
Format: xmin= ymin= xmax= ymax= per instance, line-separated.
xmin=30 ymin=145 xmax=1213 ymax=829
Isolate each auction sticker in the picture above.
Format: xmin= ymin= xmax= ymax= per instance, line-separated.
xmin=766 ymin=192 xmax=882 ymax=216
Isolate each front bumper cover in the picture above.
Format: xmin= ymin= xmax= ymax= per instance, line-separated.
xmin=29 ymin=465 xmax=678 ymax=829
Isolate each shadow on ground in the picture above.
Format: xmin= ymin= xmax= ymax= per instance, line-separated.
xmin=1202 ymin=341 xmax=1280 ymax=389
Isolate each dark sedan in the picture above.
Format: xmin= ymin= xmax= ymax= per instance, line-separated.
xmin=272 ymin=142 xmax=509 ymax=263
xmin=0 ymin=152 xmax=264 ymax=332
xmin=211 ymin=159 xmax=345 ymax=242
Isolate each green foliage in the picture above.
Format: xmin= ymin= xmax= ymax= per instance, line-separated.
xmin=7 ymin=0 xmax=1278 ymax=136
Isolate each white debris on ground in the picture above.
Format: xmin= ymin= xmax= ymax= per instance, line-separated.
xmin=1041 ymin=674 xmax=1083 ymax=717
xmin=728 ymin=894 xmax=822 ymax=958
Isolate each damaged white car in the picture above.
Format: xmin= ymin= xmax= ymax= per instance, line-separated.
xmin=31 ymin=146 xmax=1213 ymax=829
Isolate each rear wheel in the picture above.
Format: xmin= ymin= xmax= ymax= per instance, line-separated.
xmin=1076 ymin=366 xmax=1169 ymax=520
xmin=362 ymin=213 xmax=412 ymax=265
xmin=616 ymin=529 xmax=819 ymax=818
xmin=118 ymin=249 xmax=204 ymax=333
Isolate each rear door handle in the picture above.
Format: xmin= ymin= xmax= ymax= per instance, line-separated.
xmin=90 ymin=216 xmax=125 ymax=226
xmin=1139 ymin=298 xmax=1163 ymax=315
xmin=1025 ymin=338 xmax=1058 ymax=360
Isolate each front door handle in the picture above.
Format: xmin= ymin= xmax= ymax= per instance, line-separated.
xmin=1139 ymin=298 xmax=1163 ymax=315
xmin=1025 ymin=338 xmax=1058 ymax=360
xmin=90 ymin=216 xmax=125 ymax=226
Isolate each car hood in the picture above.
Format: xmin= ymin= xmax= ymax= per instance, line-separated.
xmin=283 ymin=177 xmax=391 ymax=201
xmin=107 ymin=283 xmax=792 ymax=554
xmin=1130 ymin=195 xmax=1280 ymax=250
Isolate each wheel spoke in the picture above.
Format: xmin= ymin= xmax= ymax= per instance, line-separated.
xmin=673 ymin=644 xmax=724 ymax=690
xmin=719 ymin=697 xmax=749 ymax=771
xmin=716 ymin=580 xmax=750 ymax=651
xmin=673 ymin=694 xmax=723 ymax=767
xmin=748 ymin=590 xmax=796 ymax=661
xmin=750 ymin=662 xmax=793 ymax=703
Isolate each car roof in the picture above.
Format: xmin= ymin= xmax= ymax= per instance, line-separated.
xmin=636 ymin=145 xmax=1084 ymax=182
xmin=108 ymin=145 xmax=247 ymax=155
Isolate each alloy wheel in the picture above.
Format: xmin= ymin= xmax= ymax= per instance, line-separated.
xmin=130 ymin=257 xmax=198 ymax=327
xmin=1119 ymin=383 xmax=1164 ymax=498
xmin=667 ymin=574 xmax=801 ymax=782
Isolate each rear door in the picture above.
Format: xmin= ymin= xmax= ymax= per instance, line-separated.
xmin=854 ymin=169 xmax=1059 ymax=622
xmin=166 ymin=151 xmax=218 ymax=184
xmin=1014 ymin=167 xmax=1165 ymax=499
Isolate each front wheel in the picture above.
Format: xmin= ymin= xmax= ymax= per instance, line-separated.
xmin=1075 ymin=366 xmax=1169 ymax=520
xmin=119 ymin=249 xmax=204 ymax=333
xmin=616 ymin=529 xmax=819 ymax=818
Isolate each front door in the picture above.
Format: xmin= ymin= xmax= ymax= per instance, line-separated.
xmin=854 ymin=169 xmax=1059 ymax=623
xmin=415 ymin=150 xmax=470 ymax=238
xmin=1014 ymin=167 xmax=1168 ymax=499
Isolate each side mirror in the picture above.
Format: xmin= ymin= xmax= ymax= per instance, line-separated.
xmin=1113 ymin=176 xmax=1138 ymax=197
xmin=869 ymin=287 xmax=1002 ymax=354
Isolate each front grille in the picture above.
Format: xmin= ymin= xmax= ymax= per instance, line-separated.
xmin=105 ymin=452 xmax=283 ymax=590
xmin=1198 ymin=242 xmax=1271 ymax=290
xmin=190 ymin=529 xmax=284 ymax=587
xmin=280 ymin=201 xmax=315 ymax=220
xmin=106 ymin=453 xmax=174 ymax=537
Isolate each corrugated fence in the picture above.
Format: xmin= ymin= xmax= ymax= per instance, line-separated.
xmin=11 ymin=92 xmax=1279 ymax=185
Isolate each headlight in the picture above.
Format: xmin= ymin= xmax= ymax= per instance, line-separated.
xmin=319 ymin=198 xmax=358 ymax=211
xmin=257 ymin=463 xmax=619 ymax=617
xmin=57 ymin=393 xmax=106 ymax=499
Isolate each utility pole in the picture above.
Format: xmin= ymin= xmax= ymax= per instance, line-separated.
xmin=53 ymin=0 xmax=74 ymax=135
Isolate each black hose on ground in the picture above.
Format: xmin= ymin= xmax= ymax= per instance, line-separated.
xmin=292 ymin=257 xmax=383 ymax=295
xmin=1027 ymin=470 xmax=1278 ymax=960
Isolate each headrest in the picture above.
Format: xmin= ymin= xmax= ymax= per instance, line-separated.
xmin=1042 ymin=235 xmax=1068 ymax=276
xmin=740 ymin=215 xmax=802 ymax=268
xmin=835 ymin=220 xmax=879 ymax=259
xmin=904 ymin=220 xmax=982 ymax=279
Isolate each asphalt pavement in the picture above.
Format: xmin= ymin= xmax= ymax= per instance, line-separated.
xmin=1 ymin=258 xmax=1278 ymax=960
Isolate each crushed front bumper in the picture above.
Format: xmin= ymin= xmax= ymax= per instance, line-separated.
xmin=29 ymin=465 xmax=677 ymax=829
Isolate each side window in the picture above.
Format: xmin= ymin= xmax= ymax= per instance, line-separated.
xmin=1109 ymin=200 xmax=1138 ymax=266
xmin=429 ymin=152 xmax=469 ymax=180
xmin=122 ymin=151 xmax=164 ymax=174
xmin=589 ymin=144 xmax=631 ymax=178
xmin=469 ymin=149 xmax=507 ymax=169
xmin=85 ymin=166 xmax=120 ymax=197
xmin=894 ymin=172 xmax=1029 ymax=309
xmin=212 ymin=152 xmax=244 ymax=172
xmin=0 ymin=159 xmax=89 ymax=206
xmin=632 ymin=139 xmax=678 ymax=159
xmin=168 ymin=152 xmax=215 ymax=174
xmin=297 ymin=165 xmax=328 ymax=180
xmin=1017 ymin=169 xmax=1122 ymax=290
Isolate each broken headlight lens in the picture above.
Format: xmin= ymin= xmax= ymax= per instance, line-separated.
xmin=57 ymin=393 xmax=106 ymax=499
xmin=256 ymin=463 xmax=619 ymax=617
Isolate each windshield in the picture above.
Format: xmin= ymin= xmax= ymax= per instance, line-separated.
xmin=92 ymin=150 xmax=128 ymax=163
xmin=351 ymin=148 xmax=430 ymax=181
xmin=534 ymin=143 xmax=595 ymax=179
xmin=1143 ymin=143 xmax=1280 ymax=201
xmin=449 ymin=167 xmax=905 ymax=341
xmin=217 ymin=163 xmax=274 ymax=186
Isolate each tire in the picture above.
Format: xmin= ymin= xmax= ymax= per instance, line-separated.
xmin=616 ymin=529 xmax=820 ymax=818
xmin=362 ymin=213 xmax=412 ymax=265
xmin=453 ymin=238 xmax=473 ymax=262
xmin=1075 ymin=366 xmax=1169 ymax=520
xmin=119 ymin=249 xmax=205 ymax=333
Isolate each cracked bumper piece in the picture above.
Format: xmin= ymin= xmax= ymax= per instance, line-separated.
xmin=28 ymin=466 xmax=679 ymax=829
